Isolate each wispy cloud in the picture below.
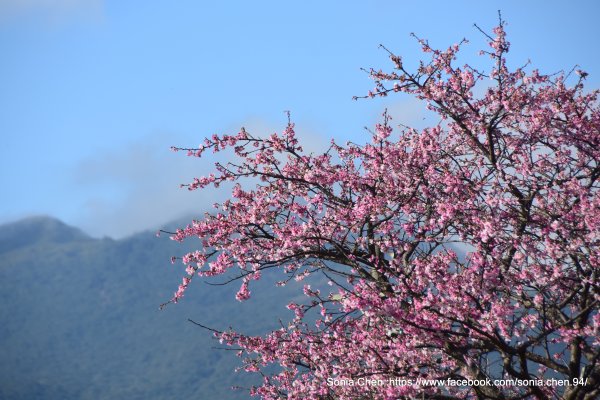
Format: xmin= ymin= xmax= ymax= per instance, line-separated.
xmin=72 ymin=131 xmax=221 ymax=239
xmin=72 ymin=120 xmax=331 ymax=239
xmin=0 ymin=0 xmax=103 ymax=24
xmin=383 ymin=97 xmax=433 ymax=131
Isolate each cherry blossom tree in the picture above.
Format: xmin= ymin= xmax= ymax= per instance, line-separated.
xmin=163 ymin=18 xmax=599 ymax=400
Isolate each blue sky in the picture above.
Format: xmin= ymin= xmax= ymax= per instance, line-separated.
xmin=1 ymin=1 xmax=599 ymax=238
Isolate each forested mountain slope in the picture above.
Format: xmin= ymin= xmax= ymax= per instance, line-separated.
xmin=0 ymin=216 xmax=296 ymax=399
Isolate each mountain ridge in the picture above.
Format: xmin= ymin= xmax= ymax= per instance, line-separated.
xmin=0 ymin=215 xmax=92 ymax=254
xmin=0 ymin=215 xmax=298 ymax=399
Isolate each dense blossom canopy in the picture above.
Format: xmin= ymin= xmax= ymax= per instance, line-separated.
xmin=165 ymin=20 xmax=599 ymax=399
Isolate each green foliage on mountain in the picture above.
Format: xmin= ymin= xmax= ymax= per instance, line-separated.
xmin=0 ymin=216 xmax=297 ymax=399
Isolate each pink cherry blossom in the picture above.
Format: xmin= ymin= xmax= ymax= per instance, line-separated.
xmin=163 ymin=19 xmax=600 ymax=399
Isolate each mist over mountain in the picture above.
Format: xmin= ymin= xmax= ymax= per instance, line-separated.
xmin=0 ymin=216 xmax=299 ymax=399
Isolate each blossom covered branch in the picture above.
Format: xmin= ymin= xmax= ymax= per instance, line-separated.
xmin=164 ymin=19 xmax=599 ymax=400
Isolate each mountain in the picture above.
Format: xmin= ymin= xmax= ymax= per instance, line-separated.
xmin=0 ymin=216 xmax=90 ymax=254
xmin=0 ymin=216 xmax=300 ymax=399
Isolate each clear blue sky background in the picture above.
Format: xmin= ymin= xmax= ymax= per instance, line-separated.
xmin=1 ymin=0 xmax=599 ymax=238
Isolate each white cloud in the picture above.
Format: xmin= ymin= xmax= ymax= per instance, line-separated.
xmin=384 ymin=97 xmax=435 ymax=131
xmin=72 ymin=120 xmax=331 ymax=239
xmin=0 ymin=0 xmax=103 ymax=23
xmin=72 ymin=131 xmax=220 ymax=239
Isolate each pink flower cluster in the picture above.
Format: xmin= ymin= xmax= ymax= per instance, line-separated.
xmin=165 ymin=20 xmax=600 ymax=399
